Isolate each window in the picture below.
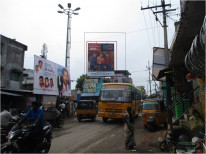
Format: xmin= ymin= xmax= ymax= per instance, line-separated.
xmin=10 ymin=72 xmax=20 ymax=81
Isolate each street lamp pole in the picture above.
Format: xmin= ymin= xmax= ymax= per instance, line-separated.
xmin=58 ymin=3 xmax=80 ymax=69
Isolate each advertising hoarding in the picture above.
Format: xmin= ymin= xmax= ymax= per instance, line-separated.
xmin=33 ymin=55 xmax=71 ymax=96
xmin=152 ymin=47 xmax=169 ymax=81
xmin=87 ymin=43 xmax=115 ymax=77
xmin=83 ymin=79 xmax=98 ymax=93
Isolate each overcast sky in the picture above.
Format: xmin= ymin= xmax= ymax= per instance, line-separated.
xmin=0 ymin=0 xmax=180 ymax=93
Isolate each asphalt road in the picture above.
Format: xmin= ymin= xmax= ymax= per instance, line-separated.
xmin=49 ymin=115 xmax=165 ymax=153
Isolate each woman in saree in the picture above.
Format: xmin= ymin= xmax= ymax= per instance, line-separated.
xmin=123 ymin=106 xmax=136 ymax=150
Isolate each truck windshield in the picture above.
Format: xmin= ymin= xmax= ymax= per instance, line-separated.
xmin=100 ymin=90 xmax=131 ymax=102
xmin=78 ymin=102 xmax=94 ymax=109
xmin=142 ymin=103 xmax=160 ymax=110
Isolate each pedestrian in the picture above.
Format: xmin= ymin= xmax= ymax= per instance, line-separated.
xmin=97 ymin=53 xmax=105 ymax=71
xmin=123 ymin=106 xmax=136 ymax=151
xmin=0 ymin=106 xmax=17 ymax=129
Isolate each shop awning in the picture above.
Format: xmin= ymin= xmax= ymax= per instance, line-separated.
xmin=1 ymin=91 xmax=22 ymax=96
xmin=157 ymin=68 xmax=173 ymax=80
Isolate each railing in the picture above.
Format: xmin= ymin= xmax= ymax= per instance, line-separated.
xmin=169 ymin=86 xmax=199 ymax=125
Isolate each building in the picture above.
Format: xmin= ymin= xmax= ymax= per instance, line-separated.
xmin=0 ymin=35 xmax=36 ymax=112
xmin=155 ymin=0 xmax=205 ymax=137
xmin=22 ymin=68 xmax=34 ymax=90
xmin=1 ymin=35 xmax=27 ymax=89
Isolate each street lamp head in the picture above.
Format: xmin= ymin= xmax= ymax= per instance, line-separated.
xmin=68 ymin=3 xmax=71 ymax=9
xmin=73 ymin=13 xmax=79 ymax=15
xmin=58 ymin=4 xmax=64 ymax=9
xmin=57 ymin=11 xmax=64 ymax=13
xmin=74 ymin=7 xmax=81 ymax=11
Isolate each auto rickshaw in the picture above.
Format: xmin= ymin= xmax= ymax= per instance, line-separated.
xmin=76 ymin=100 xmax=97 ymax=122
xmin=141 ymin=99 xmax=167 ymax=131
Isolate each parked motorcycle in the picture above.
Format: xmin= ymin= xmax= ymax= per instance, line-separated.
xmin=47 ymin=114 xmax=64 ymax=128
xmin=159 ymin=127 xmax=193 ymax=153
xmin=1 ymin=123 xmax=52 ymax=153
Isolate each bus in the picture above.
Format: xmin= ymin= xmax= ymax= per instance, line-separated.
xmin=98 ymin=83 xmax=141 ymax=122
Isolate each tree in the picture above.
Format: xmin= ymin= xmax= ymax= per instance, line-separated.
xmin=75 ymin=74 xmax=86 ymax=91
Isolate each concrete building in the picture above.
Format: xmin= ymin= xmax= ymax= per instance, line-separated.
xmin=22 ymin=69 xmax=34 ymax=90
xmin=110 ymin=70 xmax=132 ymax=83
xmin=1 ymin=35 xmax=27 ymax=89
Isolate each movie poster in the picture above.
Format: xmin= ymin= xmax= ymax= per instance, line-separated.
xmin=87 ymin=43 xmax=115 ymax=77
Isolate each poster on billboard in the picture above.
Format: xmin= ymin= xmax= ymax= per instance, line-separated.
xmin=83 ymin=79 xmax=98 ymax=93
xmin=33 ymin=55 xmax=71 ymax=96
xmin=87 ymin=43 xmax=115 ymax=77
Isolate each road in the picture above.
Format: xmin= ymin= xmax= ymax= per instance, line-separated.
xmin=49 ymin=116 xmax=165 ymax=153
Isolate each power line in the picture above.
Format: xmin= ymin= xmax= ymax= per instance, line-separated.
xmin=142 ymin=11 xmax=152 ymax=52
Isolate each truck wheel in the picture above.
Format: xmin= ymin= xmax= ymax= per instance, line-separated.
xmin=91 ymin=117 xmax=96 ymax=122
xmin=102 ymin=117 xmax=108 ymax=122
xmin=77 ymin=117 xmax=81 ymax=122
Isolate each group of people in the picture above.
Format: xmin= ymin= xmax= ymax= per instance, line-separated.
xmin=90 ymin=53 xmax=113 ymax=71
xmin=0 ymin=101 xmax=66 ymax=146
xmin=35 ymin=60 xmax=54 ymax=90
xmin=1 ymin=103 xmax=136 ymax=151
xmin=39 ymin=76 xmax=54 ymax=89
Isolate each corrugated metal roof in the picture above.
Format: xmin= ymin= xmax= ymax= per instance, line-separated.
xmin=1 ymin=91 xmax=22 ymax=96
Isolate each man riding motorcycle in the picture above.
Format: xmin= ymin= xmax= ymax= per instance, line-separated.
xmin=18 ymin=101 xmax=44 ymax=147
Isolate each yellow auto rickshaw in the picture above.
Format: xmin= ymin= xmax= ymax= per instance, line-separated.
xmin=76 ymin=100 xmax=97 ymax=122
xmin=141 ymin=99 xmax=167 ymax=131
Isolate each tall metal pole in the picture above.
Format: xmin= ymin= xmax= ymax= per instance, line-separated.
xmin=147 ymin=60 xmax=152 ymax=95
xmin=65 ymin=12 xmax=72 ymax=69
xmin=162 ymin=0 xmax=169 ymax=67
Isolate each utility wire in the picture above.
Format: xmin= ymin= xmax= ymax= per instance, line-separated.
xmin=142 ymin=11 xmax=152 ymax=53
xmin=149 ymin=9 xmax=156 ymax=46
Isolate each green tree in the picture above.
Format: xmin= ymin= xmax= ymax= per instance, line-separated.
xmin=75 ymin=74 xmax=86 ymax=91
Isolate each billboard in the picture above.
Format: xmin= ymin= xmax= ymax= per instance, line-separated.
xmin=87 ymin=43 xmax=115 ymax=77
xmin=152 ymin=47 xmax=169 ymax=81
xmin=33 ymin=55 xmax=71 ymax=96
xmin=83 ymin=79 xmax=98 ymax=93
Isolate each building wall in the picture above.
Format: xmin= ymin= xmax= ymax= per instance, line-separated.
xmin=1 ymin=35 xmax=27 ymax=89
xmin=22 ymin=69 xmax=34 ymax=90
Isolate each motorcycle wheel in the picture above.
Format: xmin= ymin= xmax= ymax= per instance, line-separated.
xmin=38 ymin=138 xmax=51 ymax=153
xmin=58 ymin=119 xmax=64 ymax=128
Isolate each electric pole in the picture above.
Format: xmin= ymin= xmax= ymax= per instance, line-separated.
xmin=146 ymin=60 xmax=152 ymax=96
xmin=141 ymin=0 xmax=176 ymax=67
